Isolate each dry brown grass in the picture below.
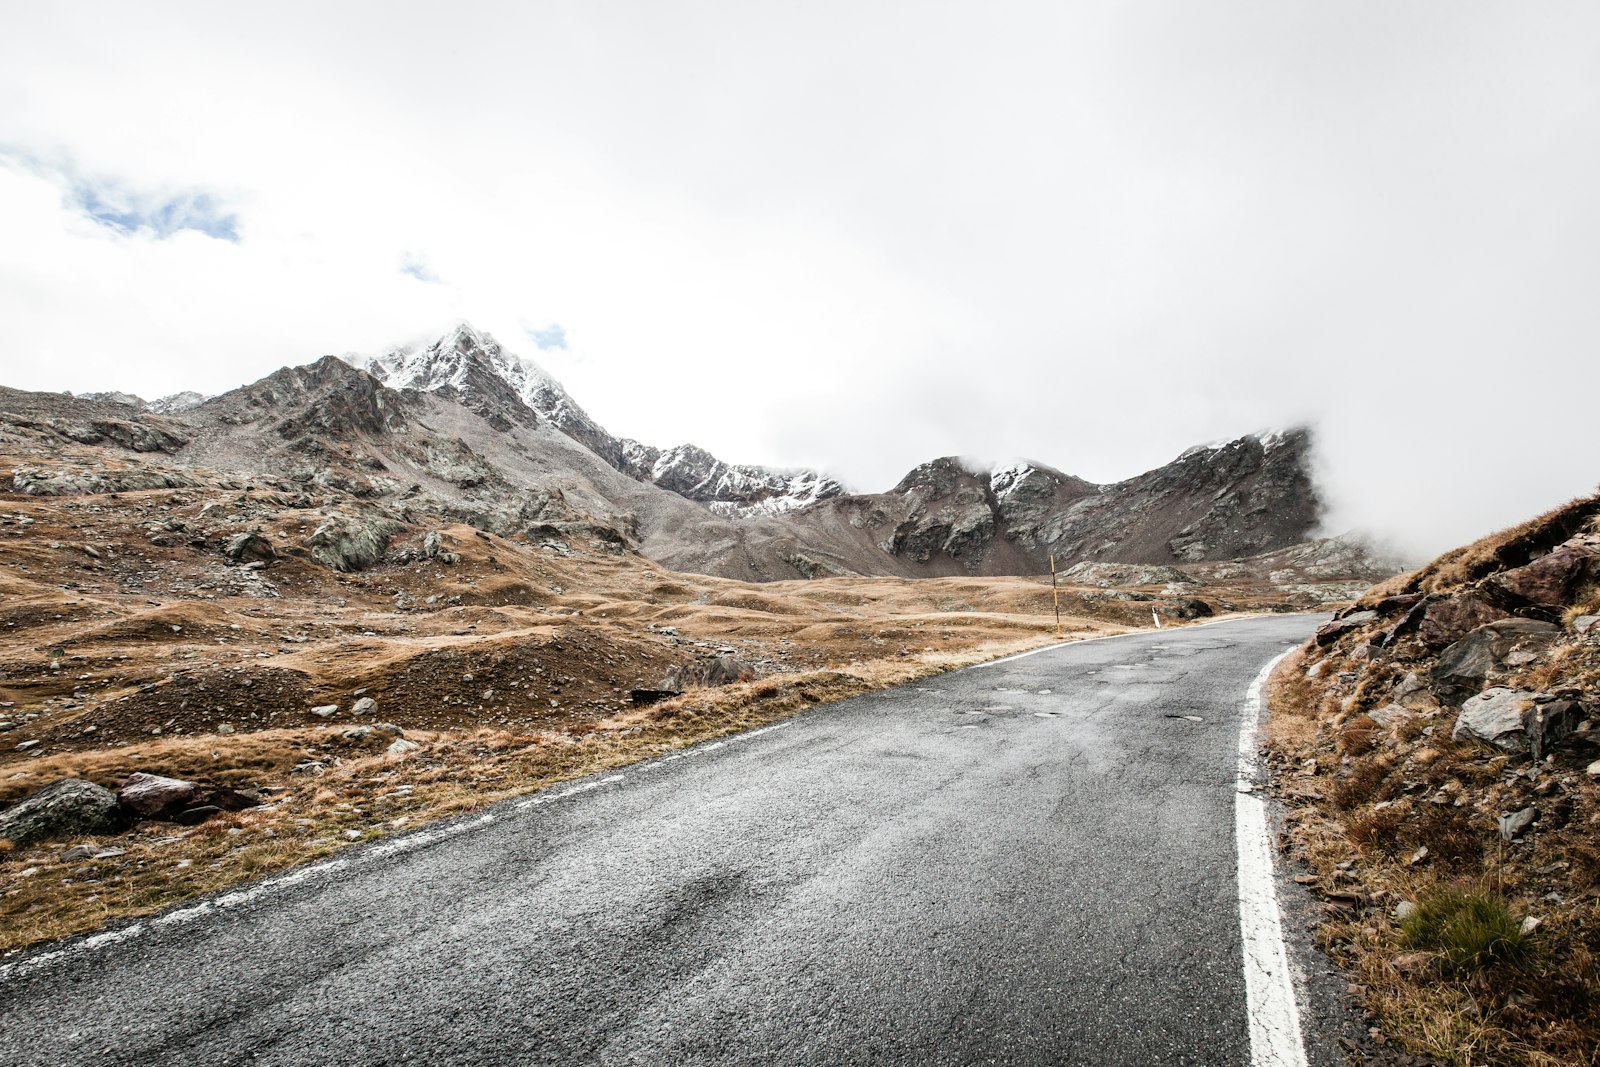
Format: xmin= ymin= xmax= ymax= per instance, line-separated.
xmin=1263 ymin=646 xmax=1338 ymax=754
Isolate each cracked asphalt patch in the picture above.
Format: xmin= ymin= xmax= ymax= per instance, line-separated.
xmin=0 ymin=615 xmax=1329 ymax=1066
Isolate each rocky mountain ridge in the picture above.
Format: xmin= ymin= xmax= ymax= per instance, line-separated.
xmin=80 ymin=389 xmax=208 ymax=414
xmin=7 ymin=324 xmax=1372 ymax=583
xmin=333 ymin=324 xmax=1329 ymax=573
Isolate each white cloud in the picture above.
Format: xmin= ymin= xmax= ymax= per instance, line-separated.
xmin=2 ymin=1 xmax=1597 ymax=559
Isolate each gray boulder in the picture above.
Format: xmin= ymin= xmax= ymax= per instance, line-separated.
xmin=305 ymin=513 xmax=402 ymax=572
xmin=0 ymin=779 xmax=125 ymax=845
xmin=659 ymin=656 xmax=755 ymax=692
xmin=1368 ymin=704 xmax=1412 ymax=728
xmin=1392 ymin=672 xmax=1439 ymax=712
xmin=1314 ymin=617 xmax=1365 ymax=647
xmin=224 ymin=531 xmax=276 ymax=564
xmin=1432 ymin=619 xmax=1560 ymax=705
xmin=1452 ymin=688 xmax=1538 ymax=752
xmin=1529 ymin=699 xmax=1584 ymax=762
xmin=1498 ymin=806 xmax=1537 ymax=841
xmin=118 ymin=772 xmax=198 ymax=818
xmin=1418 ymin=594 xmax=1512 ymax=649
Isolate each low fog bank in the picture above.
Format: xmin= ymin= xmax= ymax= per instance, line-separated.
xmin=1311 ymin=413 xmax=1598 ymax=565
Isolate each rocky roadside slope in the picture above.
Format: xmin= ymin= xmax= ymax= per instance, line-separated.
xmin=1266 ymin=494 xmax=1600 ymax=1065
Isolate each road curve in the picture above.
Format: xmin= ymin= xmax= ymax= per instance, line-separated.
xmin=0 ymin=614 xmax=1320 ymax=1066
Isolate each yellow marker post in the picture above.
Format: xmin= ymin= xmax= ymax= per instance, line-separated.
xmin=1050 ymin=554 xmax=1062 ymax=639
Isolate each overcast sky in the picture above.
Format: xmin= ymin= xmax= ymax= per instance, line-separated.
xmin=3 ymin=2 xmax=1597 ymax=558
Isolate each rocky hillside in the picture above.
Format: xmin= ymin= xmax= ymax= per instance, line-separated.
xmin=10 ymin=324 xmax=1361 ymax=583
xmin=0 ymin=415 xmax=1170 ymax=959
xmin=805 ymin=430 xmax=1322 ymax=577
xmin=1266 ymin=495 xmax=1600 ymax=1064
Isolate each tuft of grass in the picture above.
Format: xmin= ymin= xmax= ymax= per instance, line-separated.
xmin=1338 ymin=713 xmax=1383 ymax=756
xmin=1328 ymin=757 xmax=1393 ymax=811
xmin=1404 ymin=804 xmax=1486 ymax=873
xmin=1343 ymin=805 xmax=1403 ymax=853
xmin=1399 ymin=886 xmax=1531 ymax=975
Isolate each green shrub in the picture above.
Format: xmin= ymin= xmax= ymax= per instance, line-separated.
xmin=1398 ymin=886 xmax=1529 ymax=974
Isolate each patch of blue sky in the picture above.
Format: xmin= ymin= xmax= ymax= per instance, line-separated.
xmin=71 ymin=183 xmax=240 ymax=242
xmin=524 ymin=322 xmax=567 ymax=350
xmin=399 ymin=255 xmax=442 ymax=283
xmin=0 ymin=146 xmax=240 ymax=242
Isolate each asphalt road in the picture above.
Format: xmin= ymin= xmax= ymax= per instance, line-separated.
xmin=1 ymin=614 xmax=1323 ymax=1066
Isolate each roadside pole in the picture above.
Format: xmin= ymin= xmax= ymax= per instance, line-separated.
xmin=1050 ymin=554 xmax=1062 ymax=639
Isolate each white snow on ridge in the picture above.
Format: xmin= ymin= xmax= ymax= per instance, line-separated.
xmin=1177 ymin=428 xmax=1300 ymax=462
xmin=988 ymin=462 xmax=1039 ymax=499
xmin=348 ymin=323 xmax=605 ymax=441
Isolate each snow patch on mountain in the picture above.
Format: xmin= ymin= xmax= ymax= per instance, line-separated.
xmin=989 ymin=462 xmax=1040 ymax=499
xmin=620 ymin=441 xmax=846 ymax=516
xmin=351 ymin=324 xmax=574 ymax=423
xmin=150 ymin=391 xmax=208 ymax=414
xmin=78 ymin=390 xmax=208 ymax=413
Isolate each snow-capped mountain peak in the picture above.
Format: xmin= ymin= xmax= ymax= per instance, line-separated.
xmin=343 ymin=323 xmax=845 ymax=516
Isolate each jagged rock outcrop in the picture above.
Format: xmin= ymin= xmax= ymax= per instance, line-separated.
xmin=79 ymin=390 xmax=208 ymax=413
xmin=4 ymin=414 xmax=186 ymax=454
xmin=305 ymin=512 xmax=405 ymax=572
xmin=348 ymin=326 xmax=538 ymax=434
xmin=79 ymin=390 xmax=145 ymax=408
xmin=806 ymin=431 xmax=1323 ymax=575
xmin=619 ymin=441 xmax=846 ymax=516
xmin=205 ymin=356 xmax=411 ymax=439
xmin=1432 ymin=619 xmax=1561 ymax=705
xmin=148 ymin=391 xmax=208 ymax=414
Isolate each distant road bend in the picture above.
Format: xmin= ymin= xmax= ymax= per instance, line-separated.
xmin=1 ymin=614 xmax=1322 ymax=1066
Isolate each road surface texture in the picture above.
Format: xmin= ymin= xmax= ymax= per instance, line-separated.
xmin=1 ymin=614 xmax=1343 ymax=1066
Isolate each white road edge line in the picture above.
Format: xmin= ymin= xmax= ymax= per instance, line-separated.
xmin=0 ymin=773 xmax=638 ymax=982
xmin=1236 ymin=649 xmax=1309 ymax=1067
